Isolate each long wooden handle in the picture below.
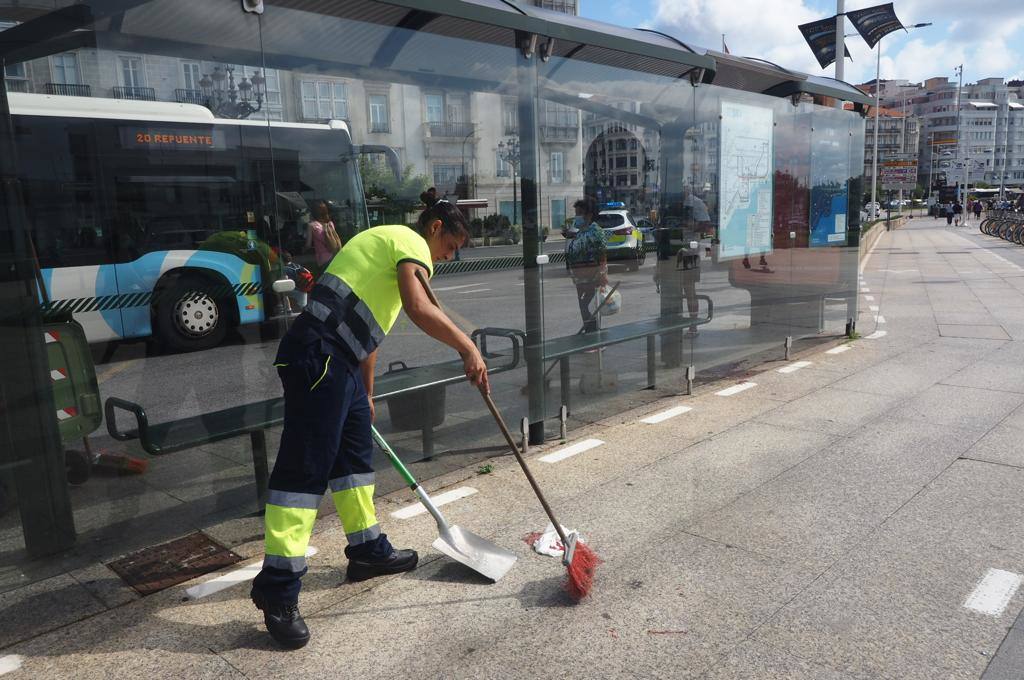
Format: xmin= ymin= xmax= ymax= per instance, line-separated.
xmin=414 ymin=269 xmax=570 ymax=546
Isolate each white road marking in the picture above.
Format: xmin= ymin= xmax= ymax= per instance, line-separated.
xmin=391 ymin=487 xmax=478 ymax=519
xmin=864 ymin=295 xmax=875 ymax=301
xmin=861 ymin=287 xmax=870 ymax=293
xmin=0 ymin=656 xmax=22 ymax=675
xmin=875 ymin=315 xmax=886 ymax=324
xmin=865 ymin=330 xmax=887 ymax=339
xmin=777 ymin=361 xmax=812 ymax=374
xmin=434 ymin=283 xmax=483 ymax=292
xmin=538 ymin=438 xmax=605 ymax=463
xmin=455 ymin=288 xmax=491 ymax=294
xmin=640 ymin=405 xmax=692 ymax=424
xmin=964 ymin=568 xmax=1023 ymax=617
xmin=825 ymin=345 xmax=851 ymax=355
xmin=184 ymin=547 xmax=319 ymax=600
xmin=869 ymin=305 xmax=879 ymax=312
xmin=716 ymin=382 xmax=756 ymax=397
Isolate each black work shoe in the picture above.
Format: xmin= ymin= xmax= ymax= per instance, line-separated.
xmin=251 ymin=589 xmax=310 ymax=650
xmin=346 ymin=548 xmax=418 ymax=582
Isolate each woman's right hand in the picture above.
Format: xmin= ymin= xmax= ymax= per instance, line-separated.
xmin=460 ymin=345 xmax=489 ymax=394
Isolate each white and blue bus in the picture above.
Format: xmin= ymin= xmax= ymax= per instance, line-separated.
xmin=11 ymin=92 xmax=371 ymax=351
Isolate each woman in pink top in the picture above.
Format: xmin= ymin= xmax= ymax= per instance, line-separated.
xmin=305 ymin=200 xmax=342 ymax=269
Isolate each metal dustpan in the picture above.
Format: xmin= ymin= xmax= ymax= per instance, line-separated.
xmin=372 ymin=426 xmax=517 ymax=581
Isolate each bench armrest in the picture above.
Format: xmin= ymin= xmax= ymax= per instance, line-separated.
xmin=696 ymin=295 xmax=714 ymax=324
xmin=471 ymin=327 xmax=526 ymax=370
xmin=105 ymin=397 xmax=153 ymax=450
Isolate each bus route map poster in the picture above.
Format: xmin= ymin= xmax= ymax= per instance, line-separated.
xmin=716 ymin=100 xmax=770 ymax=260
xmin=718 ymin=101 xmax=774 ymax=261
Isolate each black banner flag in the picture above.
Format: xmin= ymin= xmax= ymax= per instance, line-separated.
xmin=847 ymin=3 xmax=905 ymax=49
xmin=798 ymin=16 xmax=854 ymax=69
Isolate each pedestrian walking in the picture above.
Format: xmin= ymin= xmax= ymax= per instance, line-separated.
xmin=250 ymin=194 xmax=487 ymax=649
xmin=954 ymin=201 xmax=963 ymax=226
xmin=945 ymin=202 xmax=954 ymax=226
xmin=973 ymin=200 xmax=982 ymax=221
xmin=566 ymin=197 xmax=608 ymax=333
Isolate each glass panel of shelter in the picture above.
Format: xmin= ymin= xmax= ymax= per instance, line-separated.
xmin=259 ymin=1 xmax=529 ymax=472
xmin=0 ymin=0 xmax=273 ymax=585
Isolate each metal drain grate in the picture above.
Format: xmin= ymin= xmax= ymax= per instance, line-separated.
xmin=107 ymin=532 xmax=242 ymax=596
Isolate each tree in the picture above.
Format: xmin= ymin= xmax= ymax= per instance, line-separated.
xmin=359 ymin=158 xmax=431 ymax=223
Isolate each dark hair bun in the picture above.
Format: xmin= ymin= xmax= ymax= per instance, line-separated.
xmin=421 ymin=191 xmax=438 ymax=207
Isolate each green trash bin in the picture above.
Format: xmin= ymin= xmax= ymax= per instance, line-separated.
xmin=43 ymin=320 xmax=103 ymax=484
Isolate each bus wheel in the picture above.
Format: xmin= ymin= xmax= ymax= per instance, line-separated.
xmin=155 ymin=275 xmax=228 ymax=352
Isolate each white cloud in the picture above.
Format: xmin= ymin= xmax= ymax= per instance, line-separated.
xmin=652 ymin=0 xmax=1024 ymax=86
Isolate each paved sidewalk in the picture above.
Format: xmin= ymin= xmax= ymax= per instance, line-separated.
xmin=2 ymin=217 xmax=1024 ymax=679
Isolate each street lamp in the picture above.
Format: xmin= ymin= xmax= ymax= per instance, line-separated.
xmin=869 ymin=21 xmax=931 ymax=220
xmin=199 ymin=65 xmax=266 ymax=119
xmin=497 ymin=138 xmax=520 ymax=225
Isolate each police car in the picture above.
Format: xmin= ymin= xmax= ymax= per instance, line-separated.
xmin=595 ymin=202 xmax=646 ymax=270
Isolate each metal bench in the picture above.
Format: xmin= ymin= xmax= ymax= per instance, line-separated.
xmin=105 ymin=327 xmax=523 ymax=509
xmin=541 ymin=296 xmax=713 ymax=413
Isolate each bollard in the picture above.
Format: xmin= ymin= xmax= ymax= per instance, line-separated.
xmin=686 ymin=364 xmax=696 ymax=396
xmin=520 ymin=417 xmax=529 ymax=455
xmin=559 ymin=404 xmax=568 ymax=443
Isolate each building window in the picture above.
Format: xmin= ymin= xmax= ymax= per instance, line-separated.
xmin=629 ymin=156 xmax=638 ymax=168
xmin=50 ymin=52 xmax=80 ymax=85
xmin=181 ymin=61 xmax=202 ymax=90
xmin=432 ymin=164 xmax=462 ymax=188
xmin=425 ymin=94 xmax=444 ymax=123
xmin=503 ymin=101 xmax=518 ymax=135
xmin=369 ymin=94 xmax=390 ymax=133
xmin=1 ymin=22 xmax=28 ymax=88
xmin=301 ymin=80 xmax=347 ymax=120
xmin=551 ymin=198 xmax=566 ymax=230
xmin=118 ymin=56 xmax=145 ymax=88
xmin=630 ymin=174 xmax=638 ymax=185
xmin=496 ymin=151 xmax=511 ymax=177
xmin=550 ymin=151 xmax=564 ymax=182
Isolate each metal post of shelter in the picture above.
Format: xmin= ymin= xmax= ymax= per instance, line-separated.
xmin=516 ymin=31 xmax=545 ymax=445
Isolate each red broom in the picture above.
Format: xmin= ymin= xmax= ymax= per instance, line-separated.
xmin=414 ymin=269 xmax=599 ymax=599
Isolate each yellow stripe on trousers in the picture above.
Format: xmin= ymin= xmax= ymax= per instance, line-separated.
xmin=264 ymin=504 xmax=318 ymax=559
xmin=331 ymin=484 xmax=378 ymax=541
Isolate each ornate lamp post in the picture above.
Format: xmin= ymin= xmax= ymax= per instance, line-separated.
xmin=199 ymin=66 xmax=266 ymax=119
xmin=497 ymin=138 xmax=520 ymax=225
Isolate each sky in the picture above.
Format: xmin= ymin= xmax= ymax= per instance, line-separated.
xmin=579 ymin=0 xmax=1024 ymax=87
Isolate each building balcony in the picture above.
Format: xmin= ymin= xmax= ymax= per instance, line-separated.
xmin=426 ymin=121 xmax=475 ymax=138
xmin=174 ymin=88 xmax=208 ymax=105
xmin=5 ymin=79 xmax=30 ymax=93
xmin=113 ymin=86 xmax=156 ymax=101
xmin=370 ymin=122 xmax=391 ymax=133
xmin=540 ymin=124 xmax=579 ymax=142
xmin=548 ymin=170 xmax=573 ymax=184
xmin=44 ymin=83 xmax=90 ymax=97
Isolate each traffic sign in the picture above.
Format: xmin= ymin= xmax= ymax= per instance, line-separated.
xmin=880 ymin=154 xmax=918 ymax=190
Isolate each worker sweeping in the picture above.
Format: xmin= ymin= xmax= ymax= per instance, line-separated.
xmin=250 ymin=194 xmax=487 ymax=649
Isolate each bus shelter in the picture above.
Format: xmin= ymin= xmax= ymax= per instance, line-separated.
xmin=0 ymin=0 xmax=870 ymax=603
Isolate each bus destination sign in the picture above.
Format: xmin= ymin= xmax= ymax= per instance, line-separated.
xmin=119 ymin=127 xmax=226 ymax=150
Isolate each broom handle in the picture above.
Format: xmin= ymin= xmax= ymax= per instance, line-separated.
xmin=414 ymin=269 xmax=571 ymax=548
xmin=479 ymin=388 xmax=570 ymax=547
